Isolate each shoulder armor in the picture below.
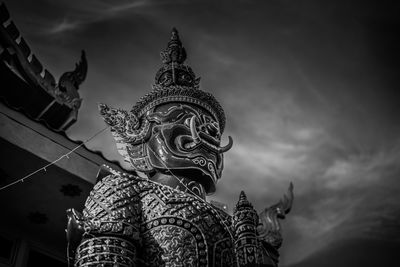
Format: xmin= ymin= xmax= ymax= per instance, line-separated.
xmin=82 ymin=165 xmax=149 ymax=240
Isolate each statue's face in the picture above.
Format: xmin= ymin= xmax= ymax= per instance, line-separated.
xmin=145 ymin=103 xmax=225 ymax=193
xmin=99 ymin=100 xmax=232 ymax=194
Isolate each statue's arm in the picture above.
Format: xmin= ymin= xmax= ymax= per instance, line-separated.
xmin=67 ymin=172 xmax=142 ymax=267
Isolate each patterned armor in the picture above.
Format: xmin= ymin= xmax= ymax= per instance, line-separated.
xmin=71 ymin=167 xmax=234 ymax=266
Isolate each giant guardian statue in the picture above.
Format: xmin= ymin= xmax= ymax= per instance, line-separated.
xmin=66 ymin=28 xmax=293 ymax=267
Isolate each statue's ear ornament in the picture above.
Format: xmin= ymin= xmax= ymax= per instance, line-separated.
xmin=98 ymin=103 xmax=151 ymax=145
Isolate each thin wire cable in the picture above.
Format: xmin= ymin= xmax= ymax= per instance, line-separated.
xmin=146 ymin=144 xmax=235 ymax=241
xmin=0 ymin=126 xmax=110 ymax=192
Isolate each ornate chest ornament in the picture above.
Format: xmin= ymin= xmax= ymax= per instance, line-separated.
xmin=66 ymin=28 xmax=293 ymax=267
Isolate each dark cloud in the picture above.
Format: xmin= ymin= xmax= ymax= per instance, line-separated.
xmin=5 ymin=0 xmax=400 ymax=265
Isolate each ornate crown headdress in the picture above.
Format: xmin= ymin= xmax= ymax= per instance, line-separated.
xmin=130 ymin=28 xmax=226 ymax=133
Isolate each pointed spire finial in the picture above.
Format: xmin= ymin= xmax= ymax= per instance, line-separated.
xmin=155 ymin=28 xmax=200 ymax=87
xmin=160 ymin=27 xmax=187 ymax=64
xmin=171 ymin=27 xmax=179 ymax=41
xmin=235 ymin=190 xmax=254 ymax=212
xmin=239 ymin=190 xmax=247 ymax=201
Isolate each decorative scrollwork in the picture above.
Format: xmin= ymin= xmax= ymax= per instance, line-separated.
xmin=192 ymin=156 xmax=207 ymax=167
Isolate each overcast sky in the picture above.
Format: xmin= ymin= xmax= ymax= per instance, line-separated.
xmin=5 ymin=0 xmax=400 ymax=266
